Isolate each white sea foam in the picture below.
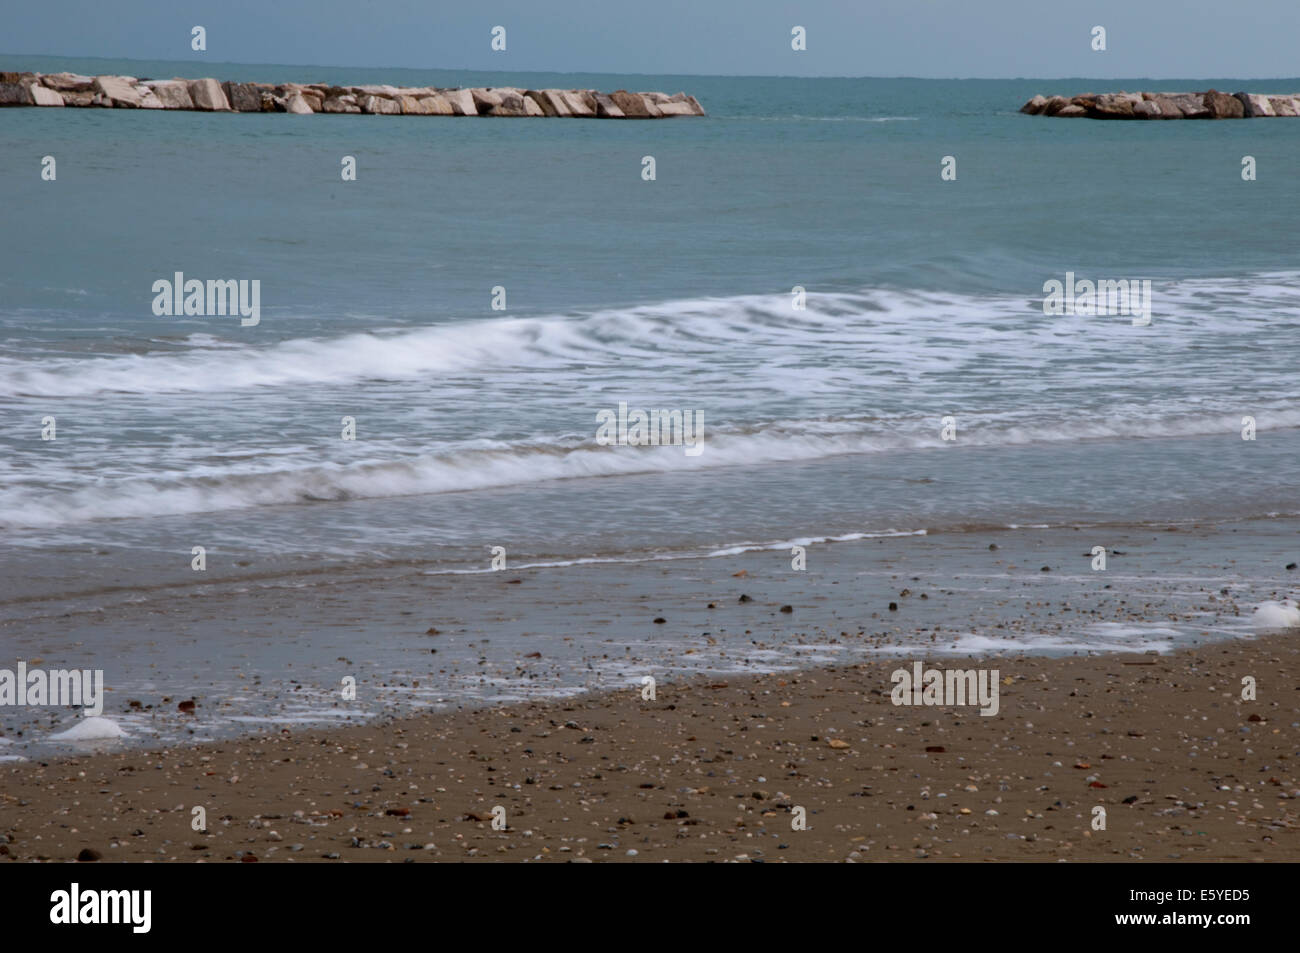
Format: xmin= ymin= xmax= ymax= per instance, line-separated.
xmin=3 ymin=274 xmax=1299 ymax=398
xmin=2 ymin=276 xmax=1298 ymax=528
xmin=48 ymin=716 xmax=128 ymax=741
xmin=1252 ymin=599 xmax=1300 ymax=630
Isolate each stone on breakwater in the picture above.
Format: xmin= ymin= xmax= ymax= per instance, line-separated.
xmin=1202 ymin=89 xmax=1244 ymax=118
xmin=1234 ymin=92 xmax=1275 ymax=117
xmin=322 ymin=95 xmax=361 ymax=114
xmin=656 ymin=100 xmax=695 ymax=116
xmin=1144 ymin=96 xmax=1183 ymax=119
xmin=222 ymin=82 xmax=264 ymax=112
xmin=497 ymin=90 xmax=533 ymax=115
xmin=470 ymin=88 xmax=502 ymax=113
xmin=188 ymin=78 xmax=231 ymax=111
xmin=295 ymin=88 xmax=324 ymax=112
xmin=148 ymin=80 xmax=196 ymax=110
xmin=398 ymin=93 xmax=452 ymax=115
xmin=525 ymin=89 xmax=569 ymax=116
xmin=442 ymin=88 xmax=477 ymax=116
xmin=421 ymin=94 xmax=455 ymax=115
xmin=283 ymin=91 xmax=314 ymax=114
xmin=361 ymin=94 xmax=401 ymax=114
xmin=1089 ymin=92 xmax=1137 ymax=118
xmin=1056 ymin=104 xmax=1086 ymax=117
xmin=29 ymin=84 xmax=64 ymax=106
xmin=41 ymin=72 xmax=94 ymax=92
xmin=672 ymin=93 xmax=705 ymax=115
xmin=93 ymin=75 xmax=142 ymax=107
xmin=485 ymin=90 xmax=532 ymax=116
xmin=593 ymin=92 xmax=625 ymax=118
xmin=1020 ymin=94 xmax=1048 ymax=115
xmin=1039 ymin=95 xmax=1069 ymax=116
xmin=1158 ymin=93 xmax=1204 ymax=118
xmin=561 ymin=90 xmax=596 ymax=117
xmin=1269 ymin=96 xmax=1299 ymax=117
xmin=137 ymin=87 xmax=164 ymax=109
xmin=610 ymin=90 xmax=656 ymax=117
xmin=397 ymin=94 xmax=428 ymax=115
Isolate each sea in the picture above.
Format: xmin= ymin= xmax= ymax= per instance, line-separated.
xmin=1 ymin=57 xmax=1297 ymax=749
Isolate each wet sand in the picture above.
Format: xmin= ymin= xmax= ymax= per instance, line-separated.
xmin=3 ymin=630 xmax=1296 ymax=863
xmin=3 ymin=518 xmax=1296 ymax=755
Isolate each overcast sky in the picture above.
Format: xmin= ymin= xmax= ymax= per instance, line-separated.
xmin=6 ymin=0 xmax=1299 ymax=78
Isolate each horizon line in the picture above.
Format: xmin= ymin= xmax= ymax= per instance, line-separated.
xmin=4 ymin=52 xmax=1300 ymax=84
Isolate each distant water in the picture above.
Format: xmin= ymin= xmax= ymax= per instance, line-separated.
xmin=1 ymin=57 xmax=1298 ymax=598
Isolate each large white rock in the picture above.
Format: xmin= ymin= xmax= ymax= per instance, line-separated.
xmin=629 ymin=90 xmax=665 ymax=115
xmin=470 ymin=88 xmax=502 ymax=113
xmin=1269 ymin=96 xmax=1299 ymax=116
xmin=656 ymin=100 xmax=696 ymax=116
xmin=41 ymin=72 xmax=94 ymax=92
xmin=668 ymin=92 xmax=705 ymax=115
xmin=322 ymin=95 xmax=361 ymax=113
xmin=593 ymin=92 xmax=625 ymax=118
xmin=398 ymin=94 xmax=429 ymax=114
xmin=188 ymin=77 xmax=231 ymax=111
xmin=1236 ymin=92 xmax=1276 ymax=117
xmin=354 ymin=84 xmax=402 ymax=97
xmin=144 ymin=79 xmax=195 ymax=109
xmin=442 ymin=88 xmax=478 ymax=115
xmin=525 ymin=89 xmax=570 ymax=116
xmin=362 ymin=95 xmax=400 ymax=114
xmin=419 ymin=93 xmax=454 ymax=115
xmin=93 ymin=75 xmax=142 ymax=107
xmin=29 ymin=83 xmax=64 ymax=106
xmin=399 ymin=93 xmax=453 ymax=115
xmin=561 ymin=90 xmax=596 ymax=117
xmin=282 ymin=91 xmax=313 ymax=114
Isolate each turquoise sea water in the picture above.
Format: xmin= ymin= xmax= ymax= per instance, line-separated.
xmin=1 ymin=56 xmax=1298 ymax=587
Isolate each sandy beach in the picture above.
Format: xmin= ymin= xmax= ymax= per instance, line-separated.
xmin=3 ymin=621 xmax=1295 ymax=863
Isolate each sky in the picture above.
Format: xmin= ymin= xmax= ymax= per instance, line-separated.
xmin=4 ymin=0 xmax=1300 ymax=79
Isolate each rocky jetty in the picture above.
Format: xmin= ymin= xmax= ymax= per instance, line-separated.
xmin=1021 ymin=89 xmax=1300 ymax=119
xmin=0 ymin=70 xmax=705 ymax=118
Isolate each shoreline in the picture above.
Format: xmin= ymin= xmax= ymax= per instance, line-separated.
xmin=3 ymin=630 xmax=1296 ymax=862
xmin=3 ymin=514 xmax=1297 ymax=757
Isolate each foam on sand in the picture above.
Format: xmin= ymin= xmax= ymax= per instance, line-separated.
xmin=49 ymin=716 xmax=128 ymax=741
xmin=1252 ymin=599 xmax=1300 ymax=630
